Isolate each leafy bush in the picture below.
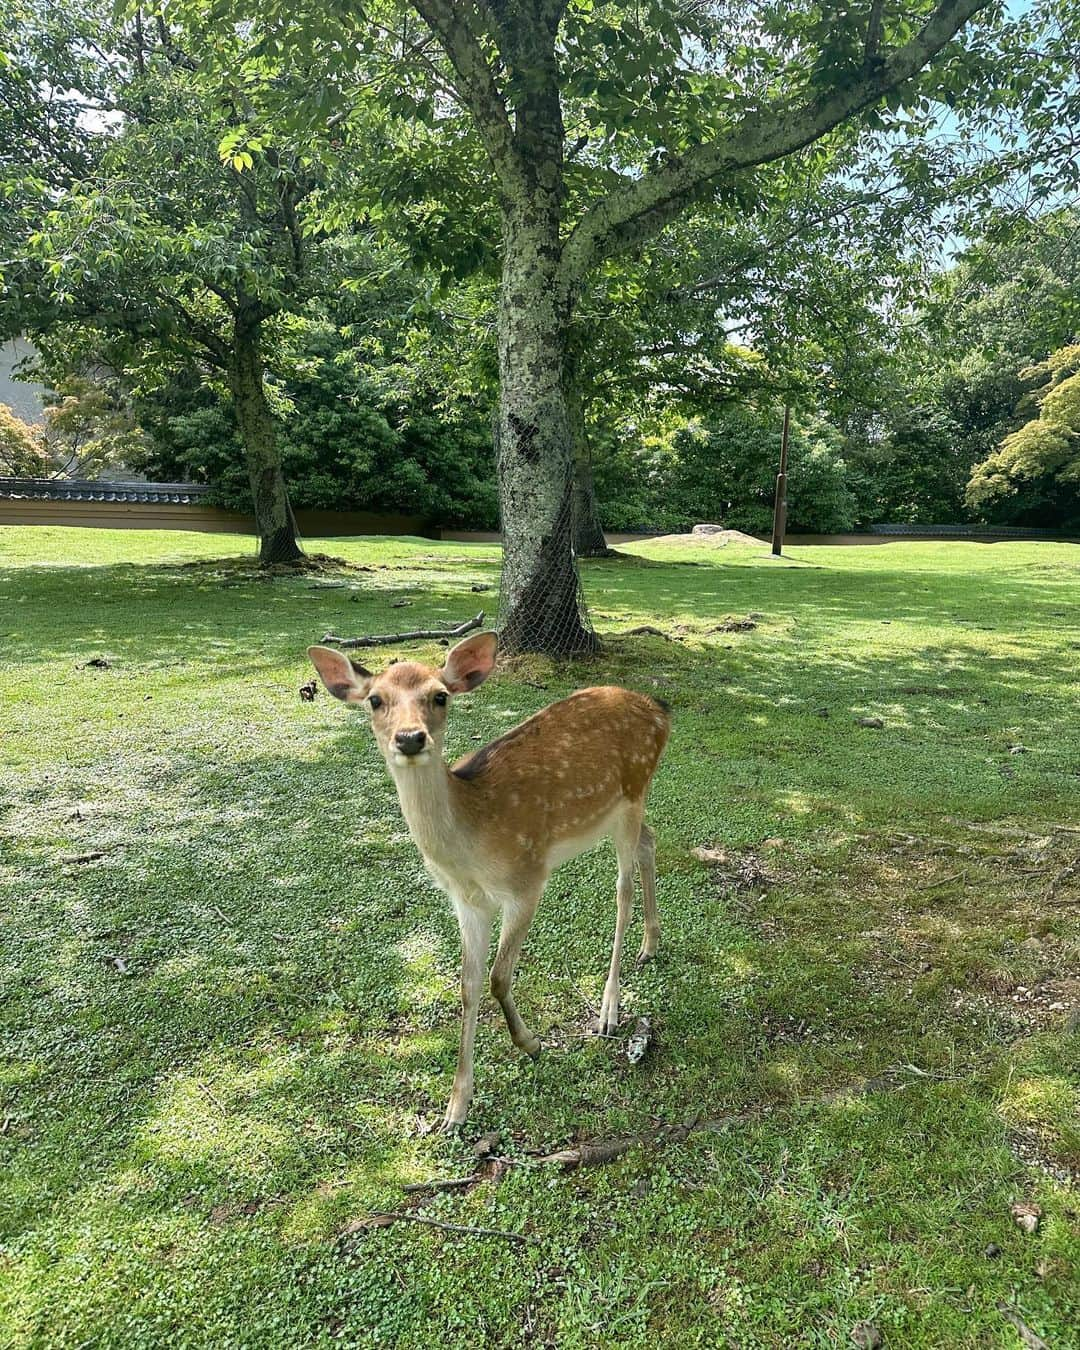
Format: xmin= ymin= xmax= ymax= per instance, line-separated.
xmin=965 ymin=345 xmax=1080 ymax=528
xmin=0 ymin=404 xmax=46 ymax=476
xmin=664 ymin=408 xmax=857 ymax=534
xmin=588 ymin=405 xmax=858 ymax=534
xmin=135 ymin=333 xmax=499 ymax=527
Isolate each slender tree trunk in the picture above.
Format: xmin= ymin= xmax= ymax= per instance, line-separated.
xmin=227 ymin=317 xmax=304 ymax=566
xmin=495 ymin=207 xmax=595 ymax=654
xmin=565 ymin=377 xmax=611 ymax=558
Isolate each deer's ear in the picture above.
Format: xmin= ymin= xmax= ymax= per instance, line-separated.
xmin=307 ymin=646 xmax=372 ymax=703
xmin=440 ymin=631 xmax=498 ymax=693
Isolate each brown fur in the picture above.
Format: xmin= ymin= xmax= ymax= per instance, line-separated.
xmin=450 ymin=688 xmax=669 ymax=866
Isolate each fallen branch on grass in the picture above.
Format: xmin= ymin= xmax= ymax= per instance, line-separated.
xmin=534 ymin=1115 xmax=739 ymax=1167
xmin=997 ymin=1303 xmax=1049 ymax=1350
xmin=397 ymin=1075 xmax=919 ymax=1200
xmin=319 ymin=611 xmax=484 ymax=650
xmin=531 ymin=1074 xmax=905 ymax=1169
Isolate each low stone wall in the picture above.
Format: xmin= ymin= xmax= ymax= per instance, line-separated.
xmin=0 ymin=493 xmax=433 ymax=538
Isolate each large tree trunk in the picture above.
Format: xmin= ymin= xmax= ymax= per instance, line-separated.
xmin=495 ymin=207 xmax=596 ymax=654
xmin=566 ymin=377 xmax=611 ymax=559
xmin=228 ymin=317 xmax=304 ymax=566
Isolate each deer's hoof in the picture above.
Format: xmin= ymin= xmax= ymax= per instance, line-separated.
xmin=635 ymin=950 xmax=656 ymax=968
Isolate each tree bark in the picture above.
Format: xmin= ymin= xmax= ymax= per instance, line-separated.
xmin=489 ymin=21 xmax=595 ymax=656
xmin=496 ymin=206 xmax=595 ymax=653
xmin=566 ymin=378 xmax=610 ymax=558
xmin=227 ymin=317 xmax=304 ymax=566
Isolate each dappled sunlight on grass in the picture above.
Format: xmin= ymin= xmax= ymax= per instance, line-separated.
xmin=135 ymin=1071 xmax=293 ymax=1180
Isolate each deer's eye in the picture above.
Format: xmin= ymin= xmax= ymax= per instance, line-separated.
xmin=369 ymin=694 xmax=383 ymax=711
xmin=433 ymin=691 xmax=448 ymax=707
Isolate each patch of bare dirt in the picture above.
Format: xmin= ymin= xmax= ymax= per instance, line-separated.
xmin=646 ymin=529 xmax=764 ymax=547
xmin=691 ymin=844 xmax=781 ymax=892
xmin=177 ymin=552 xmax=366 ymax=582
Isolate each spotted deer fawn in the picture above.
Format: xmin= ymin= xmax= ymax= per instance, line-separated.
xmin=308 ymin=631 xmax=670 ymax=1129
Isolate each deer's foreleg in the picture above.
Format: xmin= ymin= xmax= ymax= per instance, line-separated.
xmin=444 ymin=896 xmax=493 ymax=1130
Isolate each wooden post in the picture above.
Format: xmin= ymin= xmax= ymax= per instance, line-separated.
xmin=771 ymin=405 xmax=791 ymax=557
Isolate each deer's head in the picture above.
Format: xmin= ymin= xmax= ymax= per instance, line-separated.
xmin=307 ymin=631 xmax=498 ymax=767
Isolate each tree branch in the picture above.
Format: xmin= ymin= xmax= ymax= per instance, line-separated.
xmin=864 ymin=0 xmax=887 ymax=66
xmin=538 ymin=0 xmax=570 ymax=34
xmin=558 ymin=0 xmax=990 ymax=291
xmin=409 ymin=1 xmax=523 ymax=194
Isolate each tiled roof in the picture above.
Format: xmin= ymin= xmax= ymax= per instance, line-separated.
xmin=870 ymin=522 xmax=1072 ymax=539
xmin=0 ymin=477 xmax=212 ymax=504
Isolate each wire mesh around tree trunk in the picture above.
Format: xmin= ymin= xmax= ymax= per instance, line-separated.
xmin=494 ymin=475 xmax=599 ymax=657
xmin=255 ymin=488 xmax=307 ymax=566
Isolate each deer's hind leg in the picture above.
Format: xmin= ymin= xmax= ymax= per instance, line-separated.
xmin=636 ymin=821 xmax=660 ymax=965
xmin=490 ymin=886 xmax=543 ymax=1059
xmin=598 ymin=802 xmax=643 ymax=1035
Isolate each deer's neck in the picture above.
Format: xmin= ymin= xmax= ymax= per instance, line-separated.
xmin=388 ymin=756 xmax=463 ymax=867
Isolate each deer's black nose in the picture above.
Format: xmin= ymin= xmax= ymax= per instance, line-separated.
xmin=394 ymin=729 xmax=428 ymax=756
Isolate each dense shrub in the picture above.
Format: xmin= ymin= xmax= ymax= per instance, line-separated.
xmin=134 ymin=339 xmax=499 ymax=528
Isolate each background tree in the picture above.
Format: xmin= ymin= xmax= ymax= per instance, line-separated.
xmin=966 ymin=344 xmax=1080 ymax=525
xmin=842 ymin=207 xmax=1080 ymax=525
xmin=1 ymin=3 xmax=363 ymax=563
xmin=0 ymin=405 xmax=46 ymax=475
xmin=393 ymin=0 xmax=998 ymax=650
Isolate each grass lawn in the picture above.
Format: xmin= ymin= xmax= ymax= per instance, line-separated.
xmin=1 ymin=526 xmax=1078 ymax=1348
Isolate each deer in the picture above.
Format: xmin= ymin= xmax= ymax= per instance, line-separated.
xmin=307 ymin=630 xmax=670 ymax=1130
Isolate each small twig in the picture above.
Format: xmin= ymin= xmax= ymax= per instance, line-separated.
xmin=354 ymin=1212 xmax=529 ymax=1243
xmin=1045 ymin=855 xmax=1079 ymax=904
xmin=916 ymin=870 xmax=967 ymax=891
xmin=199 ymin=1082 xmax=227 ymax=1114
xmin=62 ymin=851 xmax=107 ymax=864
xmin=211 ymin=903 xmax=233 ymax=924
xmin=401 ymin=1176 xmax=479 ymax=1195
xmin=997 ymin=1303 xmax=1049 ymax=1350
xmin=319 ymin=612 xmax=484 ymax=650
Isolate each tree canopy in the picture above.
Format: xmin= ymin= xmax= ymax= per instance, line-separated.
xmin=3 ymin=0 xmax=1080 ymax=639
